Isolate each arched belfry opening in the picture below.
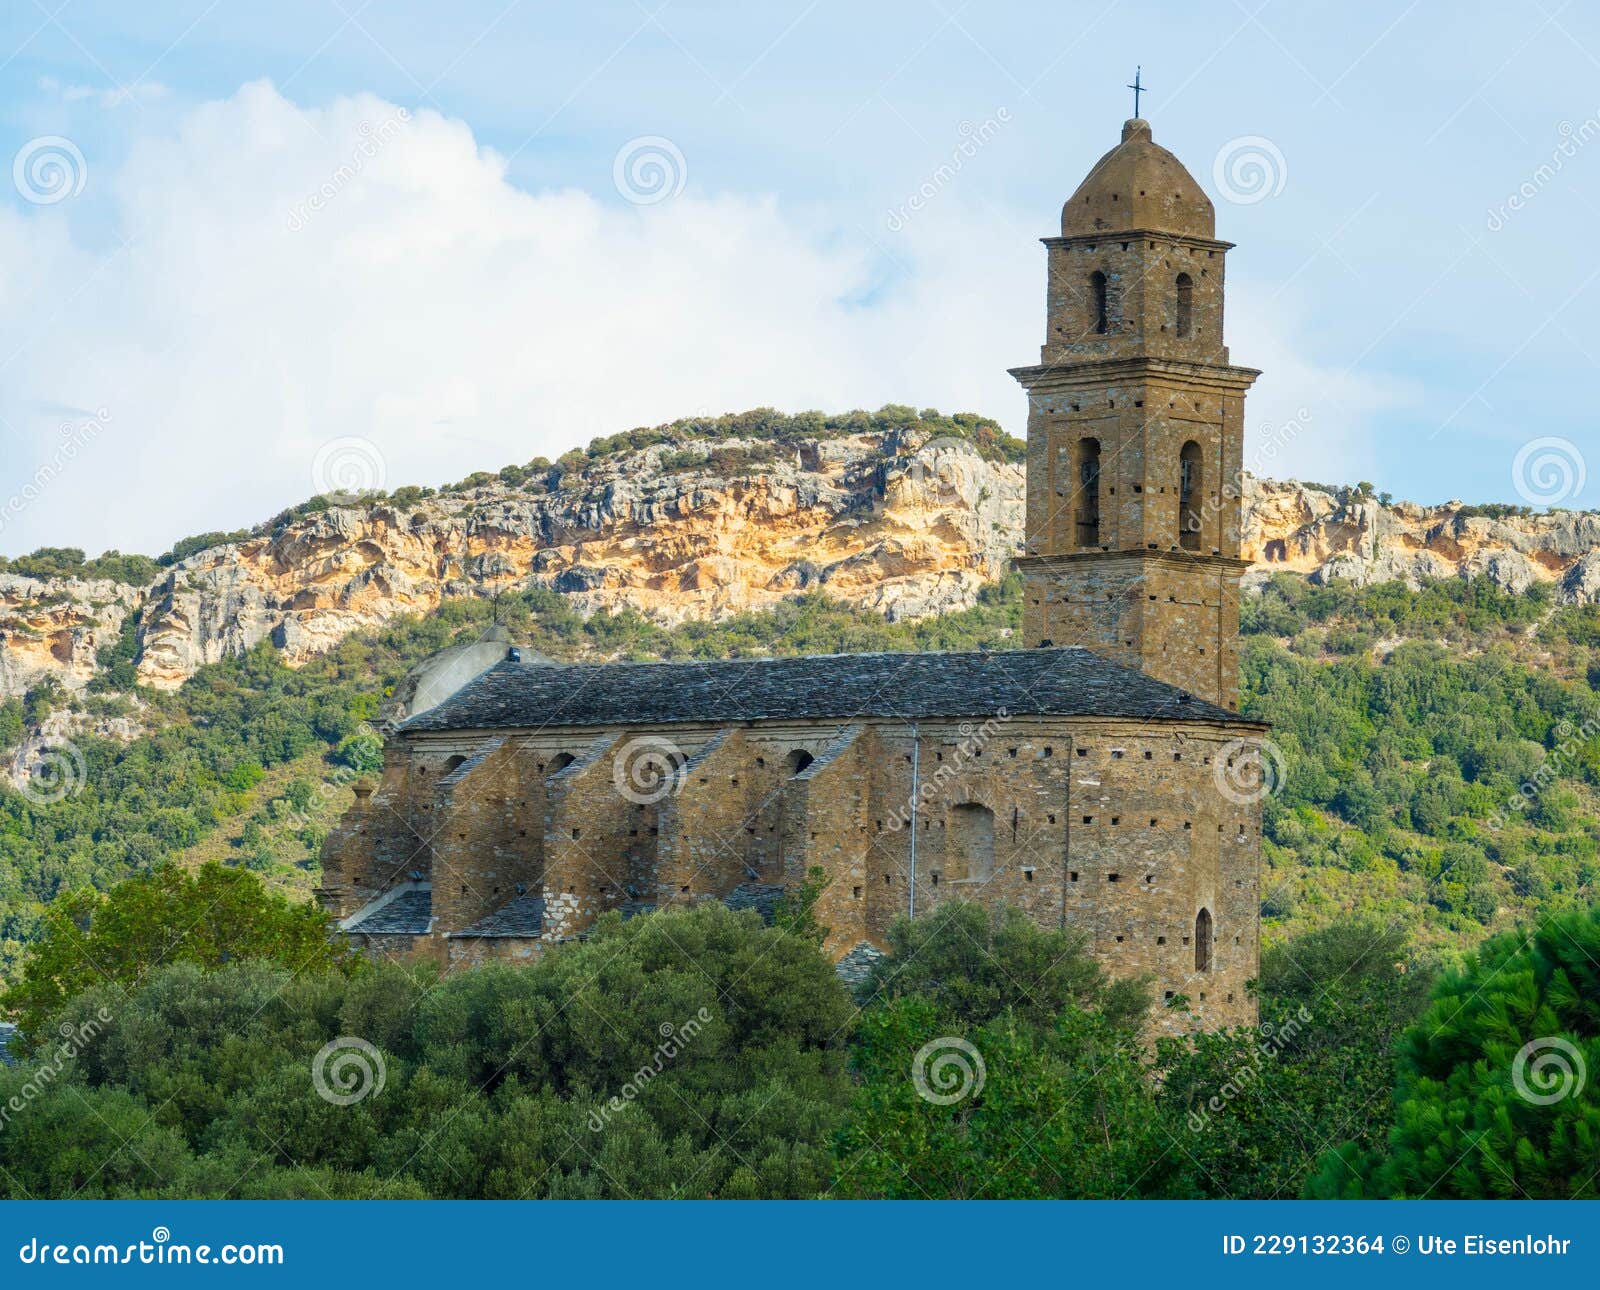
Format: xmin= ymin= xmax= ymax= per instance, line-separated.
xmin=1175 ymin=272 xmax=1193 ymax=338
xmin=1073 ymin=437 xmax=1102 ymax=548
xmin=784 ymin=749 xmax=815 ymax=776
xmin=1090 ymin=270 xmax=1109 ymax=334
xmin=1179 ymin=441 xmax=1203 ymax=551
xmin=948 ymin=802 xmax=995 ymax=882
xmin=1194 ymin=908 xmax=1213 ymax=972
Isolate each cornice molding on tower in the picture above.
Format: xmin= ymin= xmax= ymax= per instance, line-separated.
xmin=1013 ymin=550 xmax=1253 ymax=574
xmin=1008 ymin=356 xmax=1262 ymax=393
xmin=1041 ymin=231 xmax=1235 ymax=253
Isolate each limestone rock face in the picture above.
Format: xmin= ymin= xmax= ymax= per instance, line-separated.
xmin=1242 ymin=478 xmax=1600 ymax=598
xmin=0 ymin=574 xmax=142 ymax=699
xmin=131 ymin=430 xmax=1027 ymax=692
xmin=2 ymin=432 xmax=1599 ymax=701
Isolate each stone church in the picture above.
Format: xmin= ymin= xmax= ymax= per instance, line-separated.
xmin=318 ymin=116 xmax=1268 ymax=1031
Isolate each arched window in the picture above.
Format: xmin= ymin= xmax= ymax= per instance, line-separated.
xmin=784 ymin=749 xmax=815 ymax=775
xmin=1073 ymin=437 xmax=1102 ymax=548
xmin=1195 ymin=907 xmax=1213 ymax=972
xmin=1090 ymin=270 xmax=1108 ymax=334
xmin=547 ymin=752 xmax=577 ymax=774
xmin=948 ymin=802 xmax=995 ymax=882
xmin=1179 ymin=440 xmax=1202 ymax=551
xmin=443 ymin=754 xmax=468 ymax=775
xmin=1175 ymin=272 xmax=1193 ymax=338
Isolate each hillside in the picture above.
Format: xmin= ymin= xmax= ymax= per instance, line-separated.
xmin=4 ymin=407 xmax=1599 ymax=730
xmin=1 ymin=406 xmax=1598 ymax=979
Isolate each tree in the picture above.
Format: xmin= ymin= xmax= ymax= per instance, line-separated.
xmin=1157 ymin=919 xmax=1434 ymax=1198
xmin=834 ymin=903 xmax=1171 ymax=1198
xmin=1310 ymin=905 xmax=1600 ymax=1198
xmin=1 ymin=863 xmax=347 ymax=1040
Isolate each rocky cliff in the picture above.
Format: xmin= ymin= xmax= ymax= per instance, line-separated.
xmin=3 ymin=420 xmax=1598 ymax=706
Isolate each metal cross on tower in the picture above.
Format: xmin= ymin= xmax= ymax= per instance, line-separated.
xmin=1127 ymin=66 xmax=1146 ymax=117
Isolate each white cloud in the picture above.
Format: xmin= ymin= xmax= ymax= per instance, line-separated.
xmin=0 ymin=81 xmax=1396 ymax=556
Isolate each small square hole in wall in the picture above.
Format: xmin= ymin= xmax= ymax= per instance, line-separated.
xmin=1069 ymin=871 xmax=1079 ymax=883
xmin=1157 ymin=936 xmax=1166 ymax=945
xmin=1076 ymin=748 xmax=1088 ymax=758
xmin=1145 ymin=875 xmax=1155 ymax=884
xmin=1183 ymin=821 xmax=1192 ymax=830
xmin=852 ymin=886 xmax=862 ymax=899
xmin=1042 ymin=746 xmax=1053 ymax=758
xmin=1164 ymin=991 xmax=1175 ymax=1001
xmin=755 ymin=757 xmax=765 ymax=768
xmin=931 ymin=873 xmax=940 ymax=886
xmin=1199 ymin=992 xmax=1206 ymax=1002
xmin=1227 ymin=993 xmax=1235 ymax=1003
xmin=1182 ymin=936 xmax=1191 ymax=946
xmin=1173 ymin=752 xmax=1183 ymax=761
xmin=1111 ymin=749 xmax=1124 ymax=759
xmin=571 ymin=828 xmax=581 ymax=840
xmin=1024 ymin=870 xmax=1035 ymax=883
xmin=885 ymin=874 xmax=893 ymax=884
xmin=1082 ymin=815 xmax=1094 ymax=825
xmin=1008 ymin=748 xmax=1018 ymax=758
xmin=1115 ymin=935 xmax=1124 ymax=943
xmin=1111 ymin=816 xmax=1120 ymax=825
xmin=1048 ymin=814 xmax=1057 ymax=825
xmin=1107 ymin=873 xmax=1120 ymax=883
xmin=1149 ymin=818 xmax=1158 ymax=827
xmin=680 ymin=885 xmax=689 ymax=894
xmin=1144 ymin=750 xmax=1153 ymax=760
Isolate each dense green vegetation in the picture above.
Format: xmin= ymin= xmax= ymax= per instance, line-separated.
xmin=2 ymin=891 xmax=1589 ymax=1199
xmin=1310 ymin=904 xmax=1600 ymax=1198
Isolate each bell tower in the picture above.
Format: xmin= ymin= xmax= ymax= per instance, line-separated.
xmin=1011 ymin=117 xmax=1260 ymax=710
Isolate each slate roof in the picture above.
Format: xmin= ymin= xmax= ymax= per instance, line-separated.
xmin=400 ymin=647 xmax=1253 ymax=733
xmin=0 ymin=1022 xmax=15 ymax=1068
xmin=346 ymin=889 xmax=433 ymax=935
xmin=722 ymin=883 xmax=787 ymax=924
xmin=835 ymin=942 xmax=886 ymax=990
xmin=452 ymin=893 xmax=546 ymax=939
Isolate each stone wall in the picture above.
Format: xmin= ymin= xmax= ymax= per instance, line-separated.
xmin=324 ymin=710 xmax=1262 ymax=1033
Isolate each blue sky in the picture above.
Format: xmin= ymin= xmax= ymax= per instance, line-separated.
xmin=0 ymin=0 xmax=1597 ymax=555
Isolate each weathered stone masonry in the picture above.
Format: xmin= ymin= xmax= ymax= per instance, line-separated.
xmin=319 ymin=116 xmax=1268 ymax=1034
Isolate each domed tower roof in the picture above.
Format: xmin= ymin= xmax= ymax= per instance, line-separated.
xmin=1060 ymin=118 xmax=1215 ymax=240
